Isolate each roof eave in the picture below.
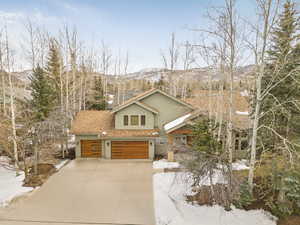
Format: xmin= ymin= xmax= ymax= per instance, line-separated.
xmin=165 ymin=121 xmax=188 ymax=134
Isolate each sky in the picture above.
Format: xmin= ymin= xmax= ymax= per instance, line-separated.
xmin=0 ymin=0 xmax=257 ymax=72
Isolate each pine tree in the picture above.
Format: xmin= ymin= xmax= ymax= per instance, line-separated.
xmin=29 ymin=65 xmax=56 ymax=121
xmin=192 ymin=119 xmax=222 ymax=155
xmin=45 ymin=38 xmax=62 ymax=103
xmin=87 ymin=76 xmax=106 ymax=110
xmin=260 ymin=0 xmax=300 ymax=148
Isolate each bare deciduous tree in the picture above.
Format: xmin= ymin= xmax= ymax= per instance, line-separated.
xmin=5 ymin=26 xmax=19 ymax=172
xmin=248 ymin=0 xmax=280 ymax=193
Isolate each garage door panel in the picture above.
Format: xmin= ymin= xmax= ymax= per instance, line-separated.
xmin=111 ymin=141 xmax=148 ymax=159
xmin=111 ymin=142 xmax=148 ymax=146
xmin=81 ymin=140 xmax=102 ymax=158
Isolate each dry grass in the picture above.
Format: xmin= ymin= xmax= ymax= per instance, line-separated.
xmin=277 ymin=216 xmax=300 ymax=225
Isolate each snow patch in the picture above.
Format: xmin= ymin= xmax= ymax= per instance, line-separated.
xmin=240 ymin=90 xmax=249 ymax=97
xmin=55 ymin=160 xmax=69 ymax=170
xmin=164 ymin=114 xmax=191 ymax=131
xmin=153 ymin=159 xmax=180 ymax=169
xmin=153 ymin=172 xmax=276 ymax=225
xmin=0 ymin=157 xmax=33 ymax=207
xmin=236 ymin=111 xmax=249 ymax=115
xmin=108 ymin=100 xmax=113 ymax=104
xmin=232 ymin=160 xmax=249 ymax=170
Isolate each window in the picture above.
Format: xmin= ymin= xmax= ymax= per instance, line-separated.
xmin=123 ymin=115 xmax=128 ymax=126
xmin=175 ymin=136 xmax=187 ymax=145
xmin=141 ymin=115 xmax=146 ymax=126
xmin=130 ymin=115 xmax=139 ymax=126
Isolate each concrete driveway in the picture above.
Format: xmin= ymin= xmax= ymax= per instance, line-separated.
xmin=0 ymin=159 xmax=155 ymax=225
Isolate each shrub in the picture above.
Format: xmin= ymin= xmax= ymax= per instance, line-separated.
xmin=234 ymin=180 xmax=255 ymax=209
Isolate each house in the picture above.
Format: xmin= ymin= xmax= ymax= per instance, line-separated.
xmin=185 ymin=90 xmax=251 ymax=152
xmin=71 ymin=88 xmax=195 ymax=159
xmin=70 ymin=88 xmax=251 ymax=159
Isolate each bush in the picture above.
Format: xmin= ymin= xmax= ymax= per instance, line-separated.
xmin=234 ymin=181 xmax=255 ymax=209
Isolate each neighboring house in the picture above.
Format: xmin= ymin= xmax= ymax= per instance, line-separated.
xmin=71 ymin=88 xmax=195 ymax=159
xmin=70 ymin=88 xmax=251 ymax=160
xmin=185 ymin=90 xmax=251 ymax=153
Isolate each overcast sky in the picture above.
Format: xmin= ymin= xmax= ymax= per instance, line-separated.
xmin=0 ymin=0 xmax=257 ymax=72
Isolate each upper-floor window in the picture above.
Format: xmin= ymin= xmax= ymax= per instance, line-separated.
xmin=141 ymin=115 xmax=146 ymax=126
xmin=130 ymin=115 xmax=139 ymax=126
xmin=123 ymin=115 xmax=128 ymax=126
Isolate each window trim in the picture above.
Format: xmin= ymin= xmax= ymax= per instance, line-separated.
xmin=130 ymin=115 xmax=139 ymax=126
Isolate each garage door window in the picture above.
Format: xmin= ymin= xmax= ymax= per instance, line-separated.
xmin=130 ymin=115 xmax=139 ymax=125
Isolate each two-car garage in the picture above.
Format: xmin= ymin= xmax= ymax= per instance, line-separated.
xmin=111 ymin=141 xmax=149 ymax=159
xmin=81 ymin=140 xmax=149 ymax=159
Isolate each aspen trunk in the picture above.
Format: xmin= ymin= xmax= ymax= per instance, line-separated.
xmin=248 ymin=0 xmax=274 ymax=193
xmin=5 ymin=29 xmax=19 ymax=172
xmin=1 ymin=72 xmax=5 ymax=115
xmin=83 ymin=76 xmax=87 ymax=110
xmin=33 ymin=138 xmax=38 ymax=175
xmin=248 ymin=66 xmax=263 ymax=191
xmin=72 ymin=58 xmax=76 ymax=114
xmin=79 ymin=76 xmax=83 ymax=111
xmin=8 ymin=72 xmax=19 ymax=170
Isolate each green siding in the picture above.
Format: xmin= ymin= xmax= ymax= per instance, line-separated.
xmin=140 ymin=92 xmax=192 ymax=129
xmin=115 ymin=103 xmax=155 ymax=129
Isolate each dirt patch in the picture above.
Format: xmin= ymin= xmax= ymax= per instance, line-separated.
xmin=154 ymin=154 xmax=165 ymax=161
xmin=186 ymin=184 xmax=234 ymax=208
xmin=277 ymin=216 xmax=300 ymax=225
xmin=164 ymin=168 xmax=184 ymax=173
xmin=23 ymin=163 xmax=56 ymax=187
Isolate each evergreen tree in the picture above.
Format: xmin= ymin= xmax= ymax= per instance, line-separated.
xmin=192 ymin=119 xmax=222 ymax=156
xmin=29 ymin=65 xmax=56 ymax=121
xmin=45 ymin=38 xmax=62 ymax=103
xmin=260 ymin=0 xmax=300 ymax=148
xmin=87 ymin=76 xmax=106 ymax=110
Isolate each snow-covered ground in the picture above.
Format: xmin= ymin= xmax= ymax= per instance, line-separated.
xmin=0 ymin=157 xmax=33 ymax=207
xmin=236 ymin=111 xmax=249 ymax=115
xmin=153 ymin=159 xmax=180 ymax=169
xmin=0 ymin=156 xmax=68 ymax=207
xmin=153 ymin=159 xmax=276 ymax=225
xmin=232 ymin=160 xmax=249 ymax=171
xmin=153 ymin=172 xmax=276 ymax=225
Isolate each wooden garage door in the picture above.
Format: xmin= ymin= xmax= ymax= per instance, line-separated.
xmin=81 ymin=140 xmax=102 ymax=158
xmin=111 ymin=141 xmax=148 ymax=159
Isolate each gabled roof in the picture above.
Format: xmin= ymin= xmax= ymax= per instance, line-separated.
xmin=186 ymin=90 xmax=251 ymax=130
xmin=70 ymin=110 xmax=159 ymax=137
xmin=112 ymin=88 xmax=195 ymax=113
